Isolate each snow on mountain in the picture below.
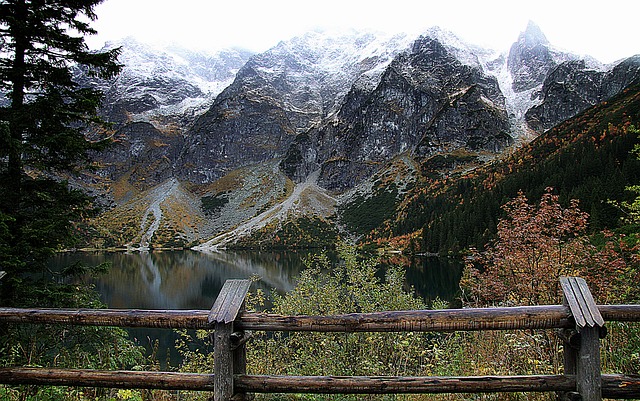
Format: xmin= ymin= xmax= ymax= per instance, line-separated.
xmin=473 ymin=21 xmax=604 ymax=139
xmin=83 ymin=37 xmax=253 ymax=125
xmin=242 ymin=29 xmax=416 ymax=123
xmin=81 ymin=23 xmax=640 ymax=249
xmin=177 ymin=29 xmax=418 ymax=184
xmin=422 ymin=26 xmax=491 ymax=68
xmin=281 ymin=28 xmax=513 ymax=191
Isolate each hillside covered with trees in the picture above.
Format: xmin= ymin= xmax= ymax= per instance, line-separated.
xmin=380 ymin=84 xmax=640 ymax=254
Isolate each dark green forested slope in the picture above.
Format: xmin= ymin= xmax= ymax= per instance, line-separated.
xmin=392 ymin=84 xmax=640 ymax=253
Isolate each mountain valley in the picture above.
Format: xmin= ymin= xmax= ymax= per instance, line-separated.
xmin=76 ymin=23 xmax=640 ymax=252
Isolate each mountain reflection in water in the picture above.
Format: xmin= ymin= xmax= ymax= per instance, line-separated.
xmin=53 ymin=250 xmax=307 ymax=310
xmin=52 ymin=250 xmax=463 ymax=310
xmin=49 ymin=250 xmax=462 ymax=366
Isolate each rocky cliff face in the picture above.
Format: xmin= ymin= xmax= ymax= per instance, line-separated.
xmin=77 ymin=39 xmax=254 ymax=202
xmin=282 ymin=31 xmax=512 ymax=191
xmin=175 ymin=31 xmax=416 ymax=184
xmin=526 ymin=55 xmax=640 ymax=131
xmin=91 ymin=122 xmax=185 ymax=196
xmin=602 ymin=55 xmax=640 ymax=97
xmin=507 ymin=21 xmax=561 ymax=92
xmin=477 ymin=21 xmax=586 ymax=138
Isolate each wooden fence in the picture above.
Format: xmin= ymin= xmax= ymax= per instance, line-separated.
xmin=0 ymin=277 xmax=639 ymax=400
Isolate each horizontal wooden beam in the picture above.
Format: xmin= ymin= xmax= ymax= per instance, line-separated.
xmin=0 ymin=368 xmax=214 ymax=390
xmin=235 ymin=306 xmax=575 ymax=332
xmin=602 ymin=374 xmax=640 ymax=398
xmin=1 ymin=368 xmax=637 ymax=397
xmin=235 ymin=374 xmax=576 ymax=394
xmin=0 ymin=368 xmax=574 ymax=393
xmin=1 ymin=305 xmax=639 ymax=332
xmin=598 ymin=305 xmax=640 ymax=322
xmin=0 ymin=308 xmax=211 ymax=329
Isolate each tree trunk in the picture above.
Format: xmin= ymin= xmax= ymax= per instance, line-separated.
xmin=6 ymin=0 xmax=28 ymax=223
xmin=3 ymin=0 xmax=29 ymax=278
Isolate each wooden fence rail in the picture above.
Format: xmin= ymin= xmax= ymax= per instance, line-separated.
xmin=0 ymin=277 xmax=639 ymax=400
xmin=1 ymin=305 xmax=638 ymax=332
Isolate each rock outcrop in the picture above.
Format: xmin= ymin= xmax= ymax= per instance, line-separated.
xmin=507 ymin=21 xmax=572 ymax=92
xmin=177 ymin=31 xmax=415 ymax=183
xmin=282 ymin=31 xmax=512 ymax=191
xmin=71 ymin=27 xmax=640 ymax=248
xmin=76 ymin=38 xmax=253 ymax=125
xmin=526 ymin=55 xmax=640 ymax=131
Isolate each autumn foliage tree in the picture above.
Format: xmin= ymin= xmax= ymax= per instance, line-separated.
xmin=462 ymin=188 xmax=635 ymax=306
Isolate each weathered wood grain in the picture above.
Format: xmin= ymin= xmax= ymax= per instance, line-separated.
xmin=214 ymin=322 xmax=233 ymax=401
xmin=602 ymin=374 xmax=640 ymax=398
xmin=560 ymin=277 xmax=605 ymax=401
xmin=0 ymin=369 xmax=576 ymax=393
xmin=0 ymin=369 xmax=638 ymax=397
xmin=0 ymin=368 xmax=215 ymax=390
xmin=598 ymin=305 xmax=640 ymax=321
xmin=1 ymin=304 xmax=639 ymax=333
xmin=576 ymin=278 xmax=604 ymax=326
xmin=560 ymin=277 xmax=604 ymax=330
xmin=235 ymin=305 xmax=575 ymax=332
xmin=0 ymin=307 xmax=211 ymax=328
xmin=235 ymin=374 xmax=577 ymax=394
xmin=209 ymin=279 xmax=251 ymax=325
xmin=209 ymin=279 xmax=251 ymax=400
xmin=577 ymin=327 xmax=602 ymax=401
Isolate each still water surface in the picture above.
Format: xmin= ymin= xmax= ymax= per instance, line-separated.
xmin=56 ymin=250 xmax=306 ymax=310
xmin=51 ymin=249 xmax=462 ymax=365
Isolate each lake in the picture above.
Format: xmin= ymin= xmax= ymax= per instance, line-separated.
xmin=50 ymin=249 xmax=463 ymax=366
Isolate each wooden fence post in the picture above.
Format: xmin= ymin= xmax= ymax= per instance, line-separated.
xmin=560 ymin=277 xmax=606 ymax=401
xmin=557 ymin=326 xmax=579 ymax=401
xmin=209 ymin=279 xmax=251 ymax=401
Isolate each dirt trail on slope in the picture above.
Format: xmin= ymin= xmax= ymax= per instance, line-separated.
xmin=134 ymin=179 xmax=179 ymax=250
xmin=193 ymin=170 xmax=335 ymax=251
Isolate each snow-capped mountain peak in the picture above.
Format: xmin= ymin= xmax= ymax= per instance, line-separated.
xmin=420 ymin=26 xmax=488 ymax=68
xmin=519 ymin=20 xmax=550 ymax=47
xmin=85 ymin=37 xmax=254 ymax=125
xmin=229 ymin=29 xmax=417 ymax=122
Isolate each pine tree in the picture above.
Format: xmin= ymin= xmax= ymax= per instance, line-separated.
xmin=0 ymin=0 xmax=120 ymax=296
xmin=0 ymin=4 xmax=146 ymax=388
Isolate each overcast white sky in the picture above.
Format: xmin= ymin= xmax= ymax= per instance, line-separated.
xmin=87 ymin=0 xmax=638 ymax=63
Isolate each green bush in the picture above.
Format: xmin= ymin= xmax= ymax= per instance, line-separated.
xmin=0 ymin=281 xmax=146 ymax=401
xmin=246 ymin=244 xmax=431 ymax=400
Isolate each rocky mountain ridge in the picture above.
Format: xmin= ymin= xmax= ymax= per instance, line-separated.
xmin=281 ymin=32 xmax=513 ymax=192
xmin=77 ymin=24 xmax=640 ymax=250
xmin=526 ymin=55 xmax=640 ymax=131
xmin=176 ymin=30 xmax=417 ymax=184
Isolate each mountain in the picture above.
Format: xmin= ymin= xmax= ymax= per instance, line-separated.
xmin=76 ymin=39 xmax=254 ymax=201
xmin=389 ymin=83 xmax=640 ymax=253
xmin=176 ymin=30 xmax=416 ymax=184
xmin=78 ymin=38 xmax=253 ymax=126
xmin=282 ymin=28 xmax=512 ymax=191
xmin=526 ymin=55 xmax=640 ymax=131
xmin=506 ymin=21 xmax=579 ymax=92
xmin=75 ymin=25 xmax=640 ymax=251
